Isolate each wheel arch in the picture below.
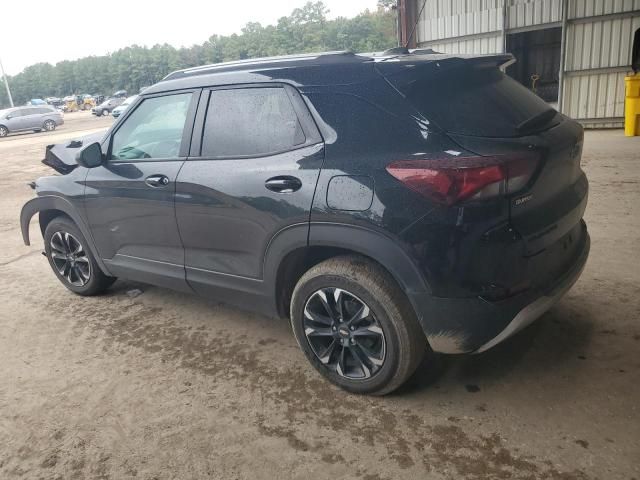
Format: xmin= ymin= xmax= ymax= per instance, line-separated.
xmin=20 ymin=195 xmax=112 ymax=276
xmin=265 ymin=223 xmax=431 ymax=319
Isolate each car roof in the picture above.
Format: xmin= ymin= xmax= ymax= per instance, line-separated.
xmin=144 ymin=50 xmax=514 ymax=95
xmin=2 ymin=105 xmax=50 ymax=112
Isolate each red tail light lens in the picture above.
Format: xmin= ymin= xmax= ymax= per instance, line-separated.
xmin=386 ymin=155 xmax=538 ymax=205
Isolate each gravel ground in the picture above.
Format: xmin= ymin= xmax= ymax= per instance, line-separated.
xmin=0 ymin=113 xmax=638 ymax=480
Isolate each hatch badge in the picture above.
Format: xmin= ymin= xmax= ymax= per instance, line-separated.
xmin=514 ymin=194 xmax=533 ymax=206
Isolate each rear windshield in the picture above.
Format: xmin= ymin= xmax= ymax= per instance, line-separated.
xmin=403 ymin=64 xmax=556 ymax=137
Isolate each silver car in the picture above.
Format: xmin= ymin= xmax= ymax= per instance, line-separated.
xmin=0 ymin=106 xmax=64 ymax=137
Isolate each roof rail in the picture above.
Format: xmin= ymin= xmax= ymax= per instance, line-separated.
xmin=163 ymin=50 xmax=356 ymax=81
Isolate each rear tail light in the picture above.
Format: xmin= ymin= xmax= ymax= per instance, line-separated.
xmin=386 ymin=154 xmax=539 ymax=205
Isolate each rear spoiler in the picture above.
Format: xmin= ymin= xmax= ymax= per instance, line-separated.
xmin=374 ymin=53 xmax=515 ymax=97
xmin=375 ymin=52 xmax=515 ymax=75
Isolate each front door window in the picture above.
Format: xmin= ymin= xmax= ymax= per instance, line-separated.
xmin=110 ymin=93 xmax=192 ymax=161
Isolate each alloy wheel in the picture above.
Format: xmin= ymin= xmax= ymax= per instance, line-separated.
xmin=303 ymin=287 xmax=386 ymax=379
xmin=44 ymin=120 xmax=55 ymax=131
xmin=0 ymin=126 xmax=7 ymax=137
xmin=49 ymin=231 xmax=91 ymax=287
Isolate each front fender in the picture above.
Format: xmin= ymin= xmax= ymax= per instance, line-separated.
xmin=20 ymin=195 xmax=112 ymax=276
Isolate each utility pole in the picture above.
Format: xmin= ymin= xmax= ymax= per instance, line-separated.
xmin=0 ymin=57 xmax=14 ymax=108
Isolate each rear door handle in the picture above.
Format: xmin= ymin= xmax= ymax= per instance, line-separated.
xmin=145 ymin=174 xmax=170 ymax=188
xmin=265 ymin=176 xmax=302 ymax=193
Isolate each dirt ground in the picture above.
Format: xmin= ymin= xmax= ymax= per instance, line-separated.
xmin=0 ymin=112 xmax=638 ymax=480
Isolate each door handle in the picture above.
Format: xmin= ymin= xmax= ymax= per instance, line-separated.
xmin=265 ymin=176 xmax=302 ymax=193
xmin=145 ymin=174 xmax=170 ymax=188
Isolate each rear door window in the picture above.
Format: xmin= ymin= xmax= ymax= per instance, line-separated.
xmin=201 ymin=87 xmax=306 ymax=157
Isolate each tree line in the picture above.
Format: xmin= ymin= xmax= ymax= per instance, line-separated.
xmin=0 ymin=1 xmax=397 ymax=108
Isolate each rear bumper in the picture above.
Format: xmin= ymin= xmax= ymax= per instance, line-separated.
xmin=409 ymin=222 xmax=590 ymax=354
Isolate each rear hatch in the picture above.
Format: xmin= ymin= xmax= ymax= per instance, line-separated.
xmin=378 ymin=54 xmax=588 ymax=276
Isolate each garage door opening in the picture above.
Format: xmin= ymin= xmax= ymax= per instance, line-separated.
xmin=506 ymin=27 xmax=562 ymax=106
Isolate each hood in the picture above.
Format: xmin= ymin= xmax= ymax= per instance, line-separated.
xmin=42 ymin=130 xmax=106 ymax=174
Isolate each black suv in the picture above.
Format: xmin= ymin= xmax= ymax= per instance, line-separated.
xmin=20 ymin=51 xmax=589 ymax=395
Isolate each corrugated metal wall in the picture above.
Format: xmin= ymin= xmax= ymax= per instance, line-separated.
xmin=562 ymin=2 xmax=640 ymax=126
xmin=416 ymin=0 xmax=504 ymax=53
xmin=413 ymin=0 xmax=640 ymax=128
xmin=507 ymin=0 xmax=562 ymax=28
xmin=421 ymin=35 xmax=504 ymax=54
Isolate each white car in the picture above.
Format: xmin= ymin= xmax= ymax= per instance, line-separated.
xmin=111 ymin=95 xmax=139 ymax=119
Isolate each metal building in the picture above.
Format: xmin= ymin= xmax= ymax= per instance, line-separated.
xmin=398 ymin=0 xmax=640 ymax=128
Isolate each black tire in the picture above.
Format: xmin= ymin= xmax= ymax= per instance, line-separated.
xmin=44 ymin=216 xmax=116 ymax=296
xmin=43 ymin=120 xmax=56 ymax=132
xmin=101 ymin=109 xmax=109 ymax=117
xmin=0 ymin=125 xmax=8 ymax=137
xmin=290 ymin=255 xmax=426 ymax=395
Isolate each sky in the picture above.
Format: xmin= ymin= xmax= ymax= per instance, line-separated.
xmin=0 ymin=0 xmax=380 ymax=75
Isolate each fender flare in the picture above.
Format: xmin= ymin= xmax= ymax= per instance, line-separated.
xmin=307 ymin=222 xmax=431 ymax=295
xmin=20 ymin=195 xmax=112 ymax=276
xmin=263 ymin=221 xmax=431 ymax=317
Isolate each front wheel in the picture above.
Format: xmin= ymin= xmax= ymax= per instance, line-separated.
xmin=101 ymin=109 xmax=109 ymax=117
xmin=44 ymin=217 xmax=116 ymax=295
xmin=0 ymin=125 xmax=8 ymax=137
xmin=43 ymin=120 xmax=56 ymax=132
xmin=290 ymin=256 xmax=426 ymax=395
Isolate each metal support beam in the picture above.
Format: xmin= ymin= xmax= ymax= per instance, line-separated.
xmin=0 ymin=57 xmax=14 ymax=108
xmin=557 ymin=0 xmax=569 ymax=114
xmin=398 ymin=0 xmax=418 ymax=48
xmin=501 ymin=0 xmax=508 ymax=53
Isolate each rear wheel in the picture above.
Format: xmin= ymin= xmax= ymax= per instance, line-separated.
xmin=43 ymin=120 xmax=56 ymax=132
xmin=0 ymin=125 xmax=8 ymax=137
xmin=44 ymin=217 xmax=116 ymax=296
xmin=290 ymin=255 xmax=426 ymax=395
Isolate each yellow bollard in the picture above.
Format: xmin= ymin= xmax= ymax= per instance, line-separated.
xmin=625 ymin=74 xmax=640 ymax=136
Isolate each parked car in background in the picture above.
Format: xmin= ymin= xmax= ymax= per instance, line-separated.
xmin=46 ymin=97 xmax=64 ymax=109
xmin=27 ymin=99 xmax=47 ymax=106
xmin=91 ymin=97 xmax=125 ymax=116
xmin=0 ymin=105 xmax=64 ymax=137
xmin=113 ymin=90 xmax=128 ymax=98
xmin=19 ymin=51 xmax=589 ymax=395
xmin=111 ymin=95 xmax=138 ymax=118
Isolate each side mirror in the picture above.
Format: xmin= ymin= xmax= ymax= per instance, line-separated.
xmin=5 ymin=115 xmax=12 ymax=120
xmin=76 ymin=142 xmax=104 ymax=168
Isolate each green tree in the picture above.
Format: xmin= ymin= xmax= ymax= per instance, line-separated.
xmin=0 ymin=1 xmax=396 ymax=108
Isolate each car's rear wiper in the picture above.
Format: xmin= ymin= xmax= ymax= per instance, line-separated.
xmin=516 ymin=109 xmax=558 ymax=134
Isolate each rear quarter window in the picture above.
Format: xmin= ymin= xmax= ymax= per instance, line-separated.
xmin=403 ymin=64 xmax=555 ymax=137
